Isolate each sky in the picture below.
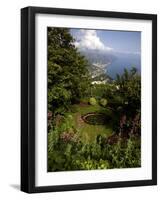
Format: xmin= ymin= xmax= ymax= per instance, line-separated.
xmin=70 ymin=29 xmax=141 ymax=54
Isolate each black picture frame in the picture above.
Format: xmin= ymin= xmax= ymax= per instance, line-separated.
xmin=21 ymin=6 xmax=157 ymax=193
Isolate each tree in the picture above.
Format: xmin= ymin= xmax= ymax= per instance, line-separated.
xmin=48 ymin=27 xmax=90 ymax=115
xmin=115 ymin=67 xmax=141 ymax=117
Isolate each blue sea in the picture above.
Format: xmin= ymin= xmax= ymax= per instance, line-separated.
xmin=106 ymin=53 xmax=141 ymax=79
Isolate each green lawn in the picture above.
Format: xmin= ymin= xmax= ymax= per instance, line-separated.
xmin=68 ymin=103 xmax=113 ymax=143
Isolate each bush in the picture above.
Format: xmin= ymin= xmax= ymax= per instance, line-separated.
xmin=100 ymin=98 xmax=108 ymax=107
xmin=48 ymin=125 xmax=141 ymax=172
xmin=89 ymin=97 xmax=97 ymax=105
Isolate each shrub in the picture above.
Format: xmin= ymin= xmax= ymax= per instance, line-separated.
xmin=89 ymin=97 xmax=97 ymax=105
xmin=100 ymin=98 xmax=108 ymax=107
xmin=48 ymin=134 xmax=141 ymax=171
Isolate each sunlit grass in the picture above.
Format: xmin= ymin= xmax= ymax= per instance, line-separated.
xmin=68 ymin=103 xmax=113 ymax=143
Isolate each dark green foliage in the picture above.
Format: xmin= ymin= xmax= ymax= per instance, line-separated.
xmin=101 ymin=68 xmax=141 ymax=117
xmin=115 ymin=67 xmax=141 ymax=117
xmin=90 ymin=84 xmax=108 ymax=98
xmin=48 ymin=125 xmax=141 ymax=171
xmin=48 ymin=27 xmax=90 ymax=115
xmin=48 ymin=67 xmax=141 ymax=171
xmin=47 ymin=27 xmax=141 ymax=172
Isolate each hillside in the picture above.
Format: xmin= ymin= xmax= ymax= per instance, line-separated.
xmin=80 ymin=49 xmax=115 ymax=83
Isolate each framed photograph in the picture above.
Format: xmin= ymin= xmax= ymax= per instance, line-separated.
xmin=21 ymin=6 xmax=157 ymax=193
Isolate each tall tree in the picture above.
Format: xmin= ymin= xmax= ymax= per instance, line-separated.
xmin=48 ymin=27 xmax=90 ymax=115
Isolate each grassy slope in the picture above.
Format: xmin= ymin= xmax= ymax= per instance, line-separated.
xmin=68 ymin=104 xmax=113 ymax=143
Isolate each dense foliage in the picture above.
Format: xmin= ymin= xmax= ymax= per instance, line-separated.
xmin=47 ymin=28 xmax=141 ymax=172
xmin=101 ymin=68 xmax=141 ymax=115
xmin=48 ymin=27 xmax=90 ymax=115
xmin=115 ymin=68 xmax=141 ymax=117
xmin=48 ymin=119 xmax=141 ymax=171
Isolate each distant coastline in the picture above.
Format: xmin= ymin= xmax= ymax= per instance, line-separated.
xmin=106 ymin=53 xmax=141 ymax=79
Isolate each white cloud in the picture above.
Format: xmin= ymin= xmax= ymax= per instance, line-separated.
xmin=74 ymin=30 xmax=112 ymax=51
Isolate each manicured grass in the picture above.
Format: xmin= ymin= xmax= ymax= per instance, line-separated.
xmin=68 ymin=103 xmax=113 ymax=143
